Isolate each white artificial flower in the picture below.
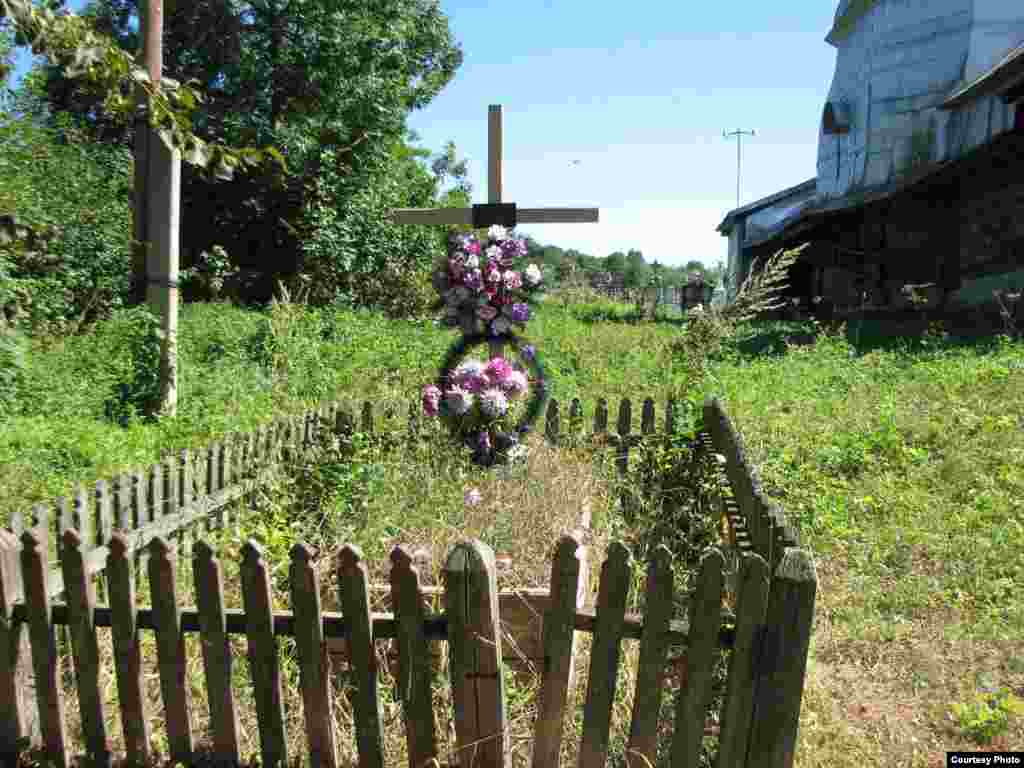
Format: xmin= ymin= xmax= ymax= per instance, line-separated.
xmin=524 ymin=264 xmax=543 ymax=286
xmin=487 ymin=225 xmax=507 ymax=241
xmin=464 ymin=253 xmax=479 ymax=269
xmin=486 ymin=245 xmax=501 ymax=261
xmin=507 ymin=443 xmax=529 ymax=463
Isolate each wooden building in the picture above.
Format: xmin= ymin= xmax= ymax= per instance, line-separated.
xmin=718 ymin=0 xmax=1024 ymax=331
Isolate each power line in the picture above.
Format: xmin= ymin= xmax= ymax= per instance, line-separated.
xmin=723 ymin=129 xmax=756 ymax=209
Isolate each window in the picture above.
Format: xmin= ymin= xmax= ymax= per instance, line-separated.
xmin=822 ymin=101 xmax=851 ymax=135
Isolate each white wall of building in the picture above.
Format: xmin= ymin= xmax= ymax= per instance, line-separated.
xmin=816 ymin=0 xmax=1022 ymax=200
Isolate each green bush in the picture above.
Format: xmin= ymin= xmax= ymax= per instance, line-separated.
xmin=0 ymin=113 xmax=133 ymax=335
xmin=300 ymin=146 xmax=445 ymax=320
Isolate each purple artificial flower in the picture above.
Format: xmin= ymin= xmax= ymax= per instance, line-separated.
xmin=422 ymin=385 xmax=442 ymax=417
xmin=490 ymin=316 xmax=513 ymax=336
xmin=510 ymin=303 xmax=530 ymax=323
xmin=477 ymin=430 xmax=492 ymax=454
xmin=464 ymin=488 xmax=482 ymax=506
xmin=454 ymin=360 xmax=486 ymax=390
xmin=463 ymin=269 xmax=483 ymax=292
xmin=521 ymin=344 xmax=536 ymax=361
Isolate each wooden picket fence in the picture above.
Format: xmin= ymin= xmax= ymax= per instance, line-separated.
xmin=10 ymin=395 xmax=797 ymax=602
xmin=0 ymin=525 xmax=816 ymax=768
xmin=2 ymin=394 xmax=812 ymax=767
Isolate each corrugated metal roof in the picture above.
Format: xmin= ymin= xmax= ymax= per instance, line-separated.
xmin=715 ymin=178 xmax=817 ymax=235
xmin=941 ymin=42 xmax=1024 ymax=109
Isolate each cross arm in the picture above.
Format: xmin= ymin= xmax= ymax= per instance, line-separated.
xmin=389 ymin=207 xmax=599 ymax=226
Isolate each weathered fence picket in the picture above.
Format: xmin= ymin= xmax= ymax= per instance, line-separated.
xmin=290 ymin=543 xmax=338 ymax=768
xmin=0 ymin=531 xmax=817 ymax=768
xmin=390 ymin=546 xmax=437 ymax=768
xmin=445 ymin=540 xmax=508 ymax=768
xmin=193 ymin=540 xmax=242 ymax=766
xmin=148 ymin=537 xmax=193 ymax=765
xmin=241 ymin=541 xmax=288 ymax=768
xmin=531 ymin=533 xmax=584 ymax=768
xmin=578 ymin=542 xmax=631 ymax=768
xmin=339 ymin=545 xmax=385 ymax=768
xmin=625 ymin=545 xmax=674 ymax=768
xmin=2 ymin=393 xmax=814 ymax=768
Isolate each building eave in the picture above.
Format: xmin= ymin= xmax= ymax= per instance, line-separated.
xmin=716 ymin=178 xmax=817 ymax=235
xmin=747 ymin=129 xmax=1024 ymax=252
xmin=940 ymin=43 xmax=1024 ymax=110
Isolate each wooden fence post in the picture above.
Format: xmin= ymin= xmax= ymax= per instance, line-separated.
xmin=0 ymin=530 xmax=39 ymax=766
xmin=445 ymin=540 xmax=508 ymax=768
xmin=746 ymin=549 xmax=817 ymax=768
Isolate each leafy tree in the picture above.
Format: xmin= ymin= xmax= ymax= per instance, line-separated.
xmin=624 ymin=248 xmax=648 ymax=289
xmin=20 ymin=0 xmax=464 ymax=308
xmin=0 ymin=111 xmax=134 ymax=334
xmin=1 ymin=0 xmax=287 ymax=178
xmin=684 ymin=259 xmax=706 ymax=275
xmin=605 ymin=250 xmax=626 ymax=275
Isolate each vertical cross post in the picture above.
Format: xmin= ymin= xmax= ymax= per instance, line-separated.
xmin=487 ymin=105 xmax=506 ymax=361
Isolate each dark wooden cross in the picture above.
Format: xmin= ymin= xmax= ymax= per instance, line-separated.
xmin=390 ymin=104 xmax=599 ymax=357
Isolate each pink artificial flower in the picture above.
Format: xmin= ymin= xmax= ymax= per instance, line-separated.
xmin=484 ymin=358 xmax=512 ymax=384
xmin=465 ymin=240 xmax=481 ymax=256
xmin=477 ymin=305 xmax=498 ymax=321
xmin=422 ymin=385 xmax=442 ymax=417
xmin=503 ymin=270 xmax=523 ymax=290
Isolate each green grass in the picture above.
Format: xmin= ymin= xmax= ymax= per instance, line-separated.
xmin=3 ymin=298 xmax=1024 ymax=765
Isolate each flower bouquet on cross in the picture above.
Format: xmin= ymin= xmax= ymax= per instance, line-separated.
xmin=432 ymin=225 xmax=545 ymax=336
xmin=422 ymin=347 xmax=544 ymax=467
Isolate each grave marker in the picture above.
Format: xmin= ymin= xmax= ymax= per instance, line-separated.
xmin=390 ymin=104 xmax=599 ymax=358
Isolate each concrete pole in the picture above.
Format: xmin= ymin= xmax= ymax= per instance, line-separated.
xmin=133 ymin=0 xmax=180 ymax=416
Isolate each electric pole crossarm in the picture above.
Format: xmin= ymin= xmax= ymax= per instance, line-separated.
xmin=723 ymin=128 xmax=756 ymax=209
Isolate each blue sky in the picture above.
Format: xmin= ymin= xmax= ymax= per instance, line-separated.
xmin=9 ymin=0 xmax=840 ymax=268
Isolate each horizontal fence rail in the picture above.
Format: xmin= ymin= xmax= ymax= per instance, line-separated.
xmin=0 ymin=529 xmax=817 ymax=768
xmin=11 ymin=396 xmax=799 ymax=602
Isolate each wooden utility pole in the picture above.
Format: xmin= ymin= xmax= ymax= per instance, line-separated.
xmin=133 ymin=0 xmax=180 ymax=416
